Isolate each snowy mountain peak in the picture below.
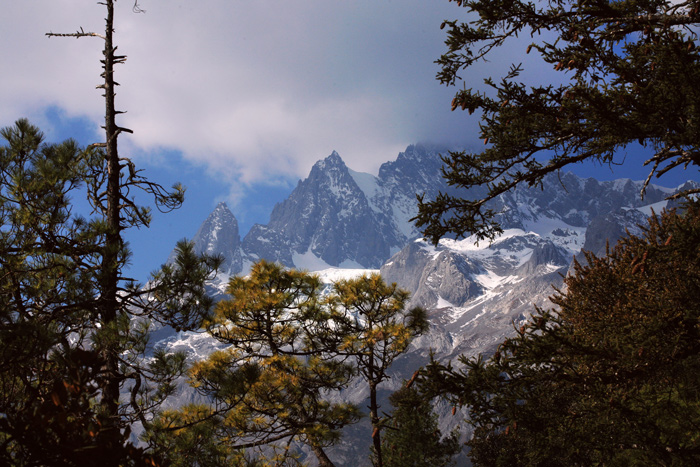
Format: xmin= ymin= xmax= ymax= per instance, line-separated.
xmin=313 ymin=151 xmax=346 ymax=172
xmin=212 ymin=201 xmax=231 ymax=213
xmin=192 ymin=145 xmax=694 ymax=280
xmin=240 ymin=150 xmax=400 ymax=269
xmin=199 ymin=202 xmax=238 ymax=235
xmin=187 ymin=202 xmax=242 ymax=275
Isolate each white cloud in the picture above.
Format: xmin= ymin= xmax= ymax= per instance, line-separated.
xmin=0 ymin=0 xmax=494 ymax=184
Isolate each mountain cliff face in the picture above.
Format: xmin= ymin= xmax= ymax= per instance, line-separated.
xmin=167 ymin=201 xmax=244 ymax=276
xmin=492 ymin=172 xmax=670 ymax=231
xmin=242 ymin=151 xmax=399 ymax=269
xmin=240 ymin=145 xmax=455 ymax=270
xmin=185 ymin=145 xmax=679 ymax=277
xmin=181 ymin=145 xmax=451 ymax=274
xmin=190 ymin=202 xmax=243 ymax=275
xmin=167 ymin=145 xmax=697 ymax=465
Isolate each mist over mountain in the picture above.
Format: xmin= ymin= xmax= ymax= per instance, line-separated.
xmin=160 ymin=144 xmax=697 ymax=465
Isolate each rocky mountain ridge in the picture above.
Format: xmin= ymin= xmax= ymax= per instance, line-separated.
xmin=191 ymin=144 xmax=684 ymax=278
xmin=239 ymin=145 xmax=454 ymax=271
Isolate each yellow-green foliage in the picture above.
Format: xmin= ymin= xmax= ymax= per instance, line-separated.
xmin=149 ymin=261 xmax=427 ymax=466
xmin=329 ymin=273 xmax=427 ymax=381
xmin=327 ymin=273 xmax=428 ymax=467
xmin=207 ymin=260 xmax=323 ymax=354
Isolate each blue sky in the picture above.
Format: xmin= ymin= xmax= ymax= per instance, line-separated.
xmin=2 ymin=1 xmax=698 ymax=281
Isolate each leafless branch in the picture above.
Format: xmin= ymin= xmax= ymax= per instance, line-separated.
xmin=46 ymin=26 xmax=105 ymax=40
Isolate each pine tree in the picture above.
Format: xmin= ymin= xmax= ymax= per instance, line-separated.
xmin=0 ymin=120 xmax=121 ymax=465
xmin=329 ymin=274 xmax=428 ymax=467
xmin=150 ymin=261 xmax=360 ymax=466
xmin=381 ymin=386 xmax=460 ymax=467
xmin=420 ymin=204 xmax=700 ymax=465
xmin=150 ymin=263 xmax=427 ymax=467
xmin=0 ymin=2 xmax=220 ymax=464
xmin=414 ymin=0 xmax=700 ymax=243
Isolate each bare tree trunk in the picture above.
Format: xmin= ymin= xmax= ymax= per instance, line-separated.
xmin=310 ymin=442 xmax=336 ymax=467
xmin=45 ymin=0 xmax=129 ymax=459
xmin=99 ymin=0 xmax=125 ymax=452
xmin=369 ymin=379 xmax=383 ymax=467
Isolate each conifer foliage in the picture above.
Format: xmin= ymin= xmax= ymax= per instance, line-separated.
xmin=415 ymin=0 xmax=700 ymax=242
xmin=148 ymin=261 xmax=427 ymax=467
xmin=381 ymin=386 xmax=460 ymax=467
xmin=420 ymin=204 xmax=700 ymax=465
xmin=188 ymin=260 xmax=360 ymax=467
xmin=329 ymin=274 xmax=428 ymax=467
xmin=0 ymin=2 xmax=219 ymax=465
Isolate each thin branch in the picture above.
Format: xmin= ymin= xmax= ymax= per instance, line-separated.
xmin=46 ymin=27 xmax=106 ymax=40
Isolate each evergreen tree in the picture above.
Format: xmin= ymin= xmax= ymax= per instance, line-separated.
xmin=150 ymin=263 xmax=427 ymax=467
xmin=329 ymin=274 xmax=428 ymax=467
xmin=149 ymin=261 xmax=360 ymax=467
xmin=0 ymin=119 xmax=137 ymax=465
xmin=0 ymin=2 xmax=220 ymax=464
xmin=381 ymin=386 xmax=460 ymax=467
xmin=420 ymin=204 xmax=700 ymax=465
xmin=414 ymin=0 xmax=700 ymax=243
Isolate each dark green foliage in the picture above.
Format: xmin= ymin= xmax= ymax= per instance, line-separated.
xmin=0 ymin=346 xmax=158 ymax=467
xmin=0 ymin=119 xmax=108 ymax=465
xmin=382 ymin=386 xmax=460 ymax=467
xmin=414 ymin=2 xmax=700 ymax=463
xmin=0 ymin=2 xmax=220 ymax=463
xmin=415 ymin=0 xmax=700 ymax=242
xmin=420 ymin=205 xmax=700 ymax=466
xmin=0 ymin=120 xmax=216 ymax=467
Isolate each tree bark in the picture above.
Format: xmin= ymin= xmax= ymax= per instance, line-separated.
xmin=369 ymin=380 xmax=383 ymax=467
xmin=310 ymin=442 xmax=336 ymax=467
xmin=99 ymin=0 xmax=124 ymax=455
